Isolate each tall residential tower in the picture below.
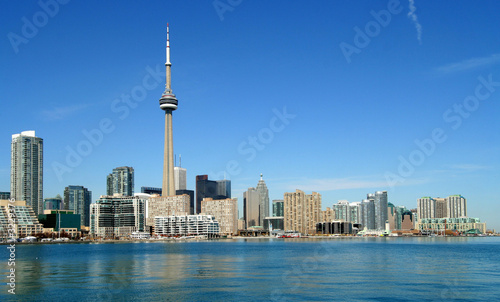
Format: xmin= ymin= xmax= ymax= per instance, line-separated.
xmin=159 ymin=23 xmax=178 ymax=196
xmin=11 ymin=131 xmax=43 ymax=215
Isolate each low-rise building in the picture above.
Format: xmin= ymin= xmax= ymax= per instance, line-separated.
xmin=0 ymin=199 xmax=43 ymax=239
xmin=155 ymin=215 xmax=219 ymax=236
xmin=417 ymin=217 xmax=486 ymax=233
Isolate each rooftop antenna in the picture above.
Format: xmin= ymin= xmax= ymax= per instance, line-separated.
xmin=179 ymin=154 xmax=182 ymax=168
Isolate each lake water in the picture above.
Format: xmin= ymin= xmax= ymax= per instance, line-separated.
xmin=1 ymin=237 xmax=500 ymax=301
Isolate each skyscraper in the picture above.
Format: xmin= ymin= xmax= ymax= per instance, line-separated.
xmin=361 ymin=198 xmax=375 ymax=230
xmin=174 ymin=166 xmax=187 ymax=191
xmin=283 ymin=190 xmax=322 ymax=234
xmin=256 ymin=174 xmax=269 ymax=227
xmin=446 ymin=195 xmax=467 ymax=218
xmin=159 ymin=24 xmax=178 ymax=197
xmin=243 ymin=187 xmax=259 ymax=228
xmin=374 ymin=191 xmax=388 ymax=230
xmin=107 ymin=166 xmax=134 ymax=196
xmin=11 ymin=130 xmax=43 ymax=215
xmin=216 ymin=180 xmax=231 ymax=199
xmin=64 ymin=185 xmax=92 ymax=226
xmin=417 ymin=195 xmax=466 ymax=219
xmin=195 ymin=175 xmax=230 ymax=214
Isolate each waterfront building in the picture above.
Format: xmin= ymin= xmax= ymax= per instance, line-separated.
xmin=418 ymin=217 xmax=485 ymax=234
xmin=321 ymin=207 xmax=335 ymax=222
xmin=244 ymin=187 xmax=259 ymax=228
xmin=272 ymin=199 xmax=284 ymax=217
xmin=44 ymin=195 xmax=62 ymax=210
xmin=264 ymin=217 xmax=284 ymax=230
xmin=38 ymin=210 xmax=81 ymax=232
xmin=256 ymin=174 xmax=269 ymax=227
xmin=176 ymin=189 xmax=195 ymax=214
xmin=283 ymin=190 xmax=321 ymax=234
xmin=0 ymin=192 xmax=10 ymax=200
xmin=0 ymin=199 xmax=43 ymax=239
xmin=316 ymin=221 xmax=353 ymax=235
xmin=361 ymin=198 xmax=375 ymax=230
xmin=141 ymin=187 xmax=162 ymax=195
xmin=11 ymin=130 xmax=43 ymax=215
xmin=374 ymin=191 xmax=388 ymax=230
xmin=106 ymin=174 xmax=113 ymax=196
xmin=64 ymin=185 xmax=92 ymax=226
xmin=418 ymin=195 xmax=467 ymax=219
xmin=401 ymin=210 xmax=414 ymax=230
xmin=90 ymin=195 xmax=146 ymax=238
xmin=435 ymin=198 xmax=447 ymax=218
xmin=107 ymin=166 xmax=134 ymax=196
xmin=155 ymin=215 xmax=219 ymax=236
xmin=145 ymin=194 xmax=190 ymax=227
xmin=243 ymin=174 xmax=269 ymax=228
xmin=201 ymin=198 xmax=238 ymax=235
xmin=446 ymin=195 xmax=467 ymax=218
xmin=333 ymin=200 xmax=351 ymax=221
xmin=174 ymin=166 xmax=187 ymax=191
xmin=350 ymin=202 xmax=361 ymax=224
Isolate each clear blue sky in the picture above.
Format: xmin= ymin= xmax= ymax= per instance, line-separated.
xmin=1 ymin=1 xmax=499 ymax=229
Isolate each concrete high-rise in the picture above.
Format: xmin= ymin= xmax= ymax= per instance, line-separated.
xmin=107 ymin=166 xmax=134 ymax=196
xmin=196 ymin=175 xmax=230 ymax=214
xmin=283 ymin=190 xmax=321 ymax=234
xmin=11 ymin=130 xmax=43 ymax=215
xmin=64 ymin=185 xmax=92 ymax=226
xmin=446 ymin=195 xmax=467 ymax=218
xmin=243 ymin=187 xmax=259 ymax=228
xmin=201 ymin=197 xmax=238 ymax=235
xmin=159 ymin=24 xmax=178 ymax=197
xmin=174 ymin=166 xmax=187 ymax=191
xmin=374 ymin=191 xmax=388 ymax=230
xmin=256 ymin=174 xmax=269 ymax=227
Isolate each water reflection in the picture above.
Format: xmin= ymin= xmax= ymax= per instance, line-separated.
xmin=0 ymin=238 xmax=499 ymax=301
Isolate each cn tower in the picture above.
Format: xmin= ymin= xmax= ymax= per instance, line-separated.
xmin=159 ymin=23 xmax=178 ymax=196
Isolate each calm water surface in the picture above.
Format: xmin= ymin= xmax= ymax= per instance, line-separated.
xmin=1 ymin=237 xmax=500 ymax=301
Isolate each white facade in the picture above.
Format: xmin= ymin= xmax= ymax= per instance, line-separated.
xmin=174 ymin=167 xmax=187 ymax=191
xmin=155 ymin=215 xmax=219 ymax=236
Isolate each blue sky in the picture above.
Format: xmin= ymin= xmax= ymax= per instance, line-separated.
xmin=1 ymin=1 xmax=499 ymax=229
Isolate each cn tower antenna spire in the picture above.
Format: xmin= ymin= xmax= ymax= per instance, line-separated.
xmin=166 ymin=23 xmax=171 ymax=66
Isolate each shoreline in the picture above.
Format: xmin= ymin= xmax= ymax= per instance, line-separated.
xmin=1 ymin=234 xmax=498 ymax=245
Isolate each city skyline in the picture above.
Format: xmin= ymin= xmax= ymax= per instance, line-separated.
xmin=1 ymin=1 xmax=499 ymax=229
